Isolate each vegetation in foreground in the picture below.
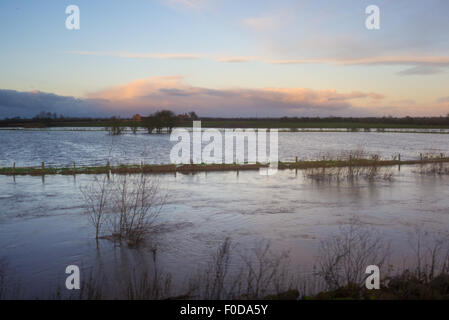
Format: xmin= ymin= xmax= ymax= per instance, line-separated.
xmin=310 ymin=225 xmax=449 ymax=300
xmin=2 ymin=218 xmax=449 ymax=300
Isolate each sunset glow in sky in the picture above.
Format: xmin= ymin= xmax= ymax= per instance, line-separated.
xmin=1 ymin=0 xmax=449 ymax=117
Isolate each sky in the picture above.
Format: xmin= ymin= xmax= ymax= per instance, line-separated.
xmin=0 ymin=0 xmax=449 ymax=118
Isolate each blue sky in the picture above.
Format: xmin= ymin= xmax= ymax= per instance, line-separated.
xmin=1 ymin=0 xmax=449 ymax=117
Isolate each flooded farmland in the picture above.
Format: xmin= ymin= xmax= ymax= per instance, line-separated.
xmin=1 ymin=129 xmax=449 ymax=299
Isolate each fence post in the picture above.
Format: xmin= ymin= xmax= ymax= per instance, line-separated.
xmin=420 ymin=153 xmax=423 ymax=161
xmin=41 ymin=162 xmax=45 ymax=170
xmin=13 ymin=162 xmax=15 ymax=174
xmin=398 ymin=153 xmax=401 ymax=162
xmin=296 ymin=156 xmax=298 ymax=164
xmin=106 ymin=161 xmax=110 ymax=179
xmin=73 ymin=161 xmax=76 ymax=174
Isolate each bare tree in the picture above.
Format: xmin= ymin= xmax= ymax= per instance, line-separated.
xmin=196 ymin=238 xmax=232 ymax=299
xmin=109 ymin=175 xmax=166 ymax=245
xmin=80 ymin=176 xmax=109 ymax=240
xmin=407 ymin=228 xmax=449 ymax=282
xmin=315 ymin=219 xmax=390 ymax=290
xmin=81 ymin=174 xmax=166 ymax=246
xmin=129 ymin=122 xmax=139 ymax=134
xmin=187 ymin=239 xmax=293 ymax=300
xmin=124 ymin=249 xmax=172 ymax=299
xmin=238 ymin=241 xmax=291 ymax=298
xmin=106 ymin=117 xmax=125 ymax=135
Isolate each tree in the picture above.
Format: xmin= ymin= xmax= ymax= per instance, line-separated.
xmin=189 ymin=111 xmax=199 ymax=120
xmin=164 ymin=111 xmax=179 ymax=133
xmin=143 ymin=115 xmax=157 ymax=133
xmin=144 ymin=110 xmax=182 ymax=134
xmin=80 ymin=175 xmax=166 ymax=246
xmin=129 ymin=121 xmax=139 ymax=134
xmin=106 ymin=117 xmax=125 ymax=135
xmin=80 ymin=176 xmax=109 ymax=240
xmin=152 ymin=110 xmax=179 ymax=133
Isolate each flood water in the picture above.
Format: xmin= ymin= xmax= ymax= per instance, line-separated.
xmin=1 ymin=129 xmax=449 ymax=298
xmin=1 ymin=129 xmax=449 ymax=167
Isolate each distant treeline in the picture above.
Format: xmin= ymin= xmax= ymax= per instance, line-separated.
xmin=201 ymin=115 xmax=449 ymax=126
xmin=0 ymin=117 xmax=117 ymax=128
xmin=2 ymin=113 xmax=449 ymax=129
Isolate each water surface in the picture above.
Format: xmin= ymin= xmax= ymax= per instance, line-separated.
xmin=1 ymin=129 xmax=449 ymax=167
xmin=1 ymin=166 xmax=449 ymax=298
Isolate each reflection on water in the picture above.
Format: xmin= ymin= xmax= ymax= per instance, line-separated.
xmin=1 ymin=166 xmax=449 ymax=298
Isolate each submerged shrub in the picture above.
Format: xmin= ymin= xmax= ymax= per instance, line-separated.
xmin=106 ymin=117 xmax=125 ymax=135
xmin=315 ymin=219 xmax=390 ymax=291
xmin=109 ymin=175 xmax=166 ymax=245
xmin=415 ymin=162 xmax=449 ymax=176
xmin=303 ymin=149 xmax=393 ymax=183
xmin=303 ymin=165 xmax=393 ymax=183
xmin=81 ymin=174 xmax=166 ymax=246
xmin=129 ymin=123 xmax=139 ymax=134
xmin=81 ymin=176 xmax=109 ymax=240
xmin=186 ymin=239 xmax=294 ymax=300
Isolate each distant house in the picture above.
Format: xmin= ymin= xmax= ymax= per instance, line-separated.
xmin=178 ymin=113 xmax=189 ymax=120
xmin=132 ymin=114 xmax=142 ymax=121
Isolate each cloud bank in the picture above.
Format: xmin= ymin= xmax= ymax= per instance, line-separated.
xmin=1 ymin=77 xmax=446 ymax=118
xmin=0 ymin=89 xmax=107 ymax=118
xmin=86 ymin=76 xmax=385 ymax=117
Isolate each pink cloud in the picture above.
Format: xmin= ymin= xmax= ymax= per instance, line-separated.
xmin=88 ymin=76 xmax=185 ymax=101
xmin=86 ymin=77 xmax=389 ymax=117
xmin=2 ymin=80 xmax=444 ymax=118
